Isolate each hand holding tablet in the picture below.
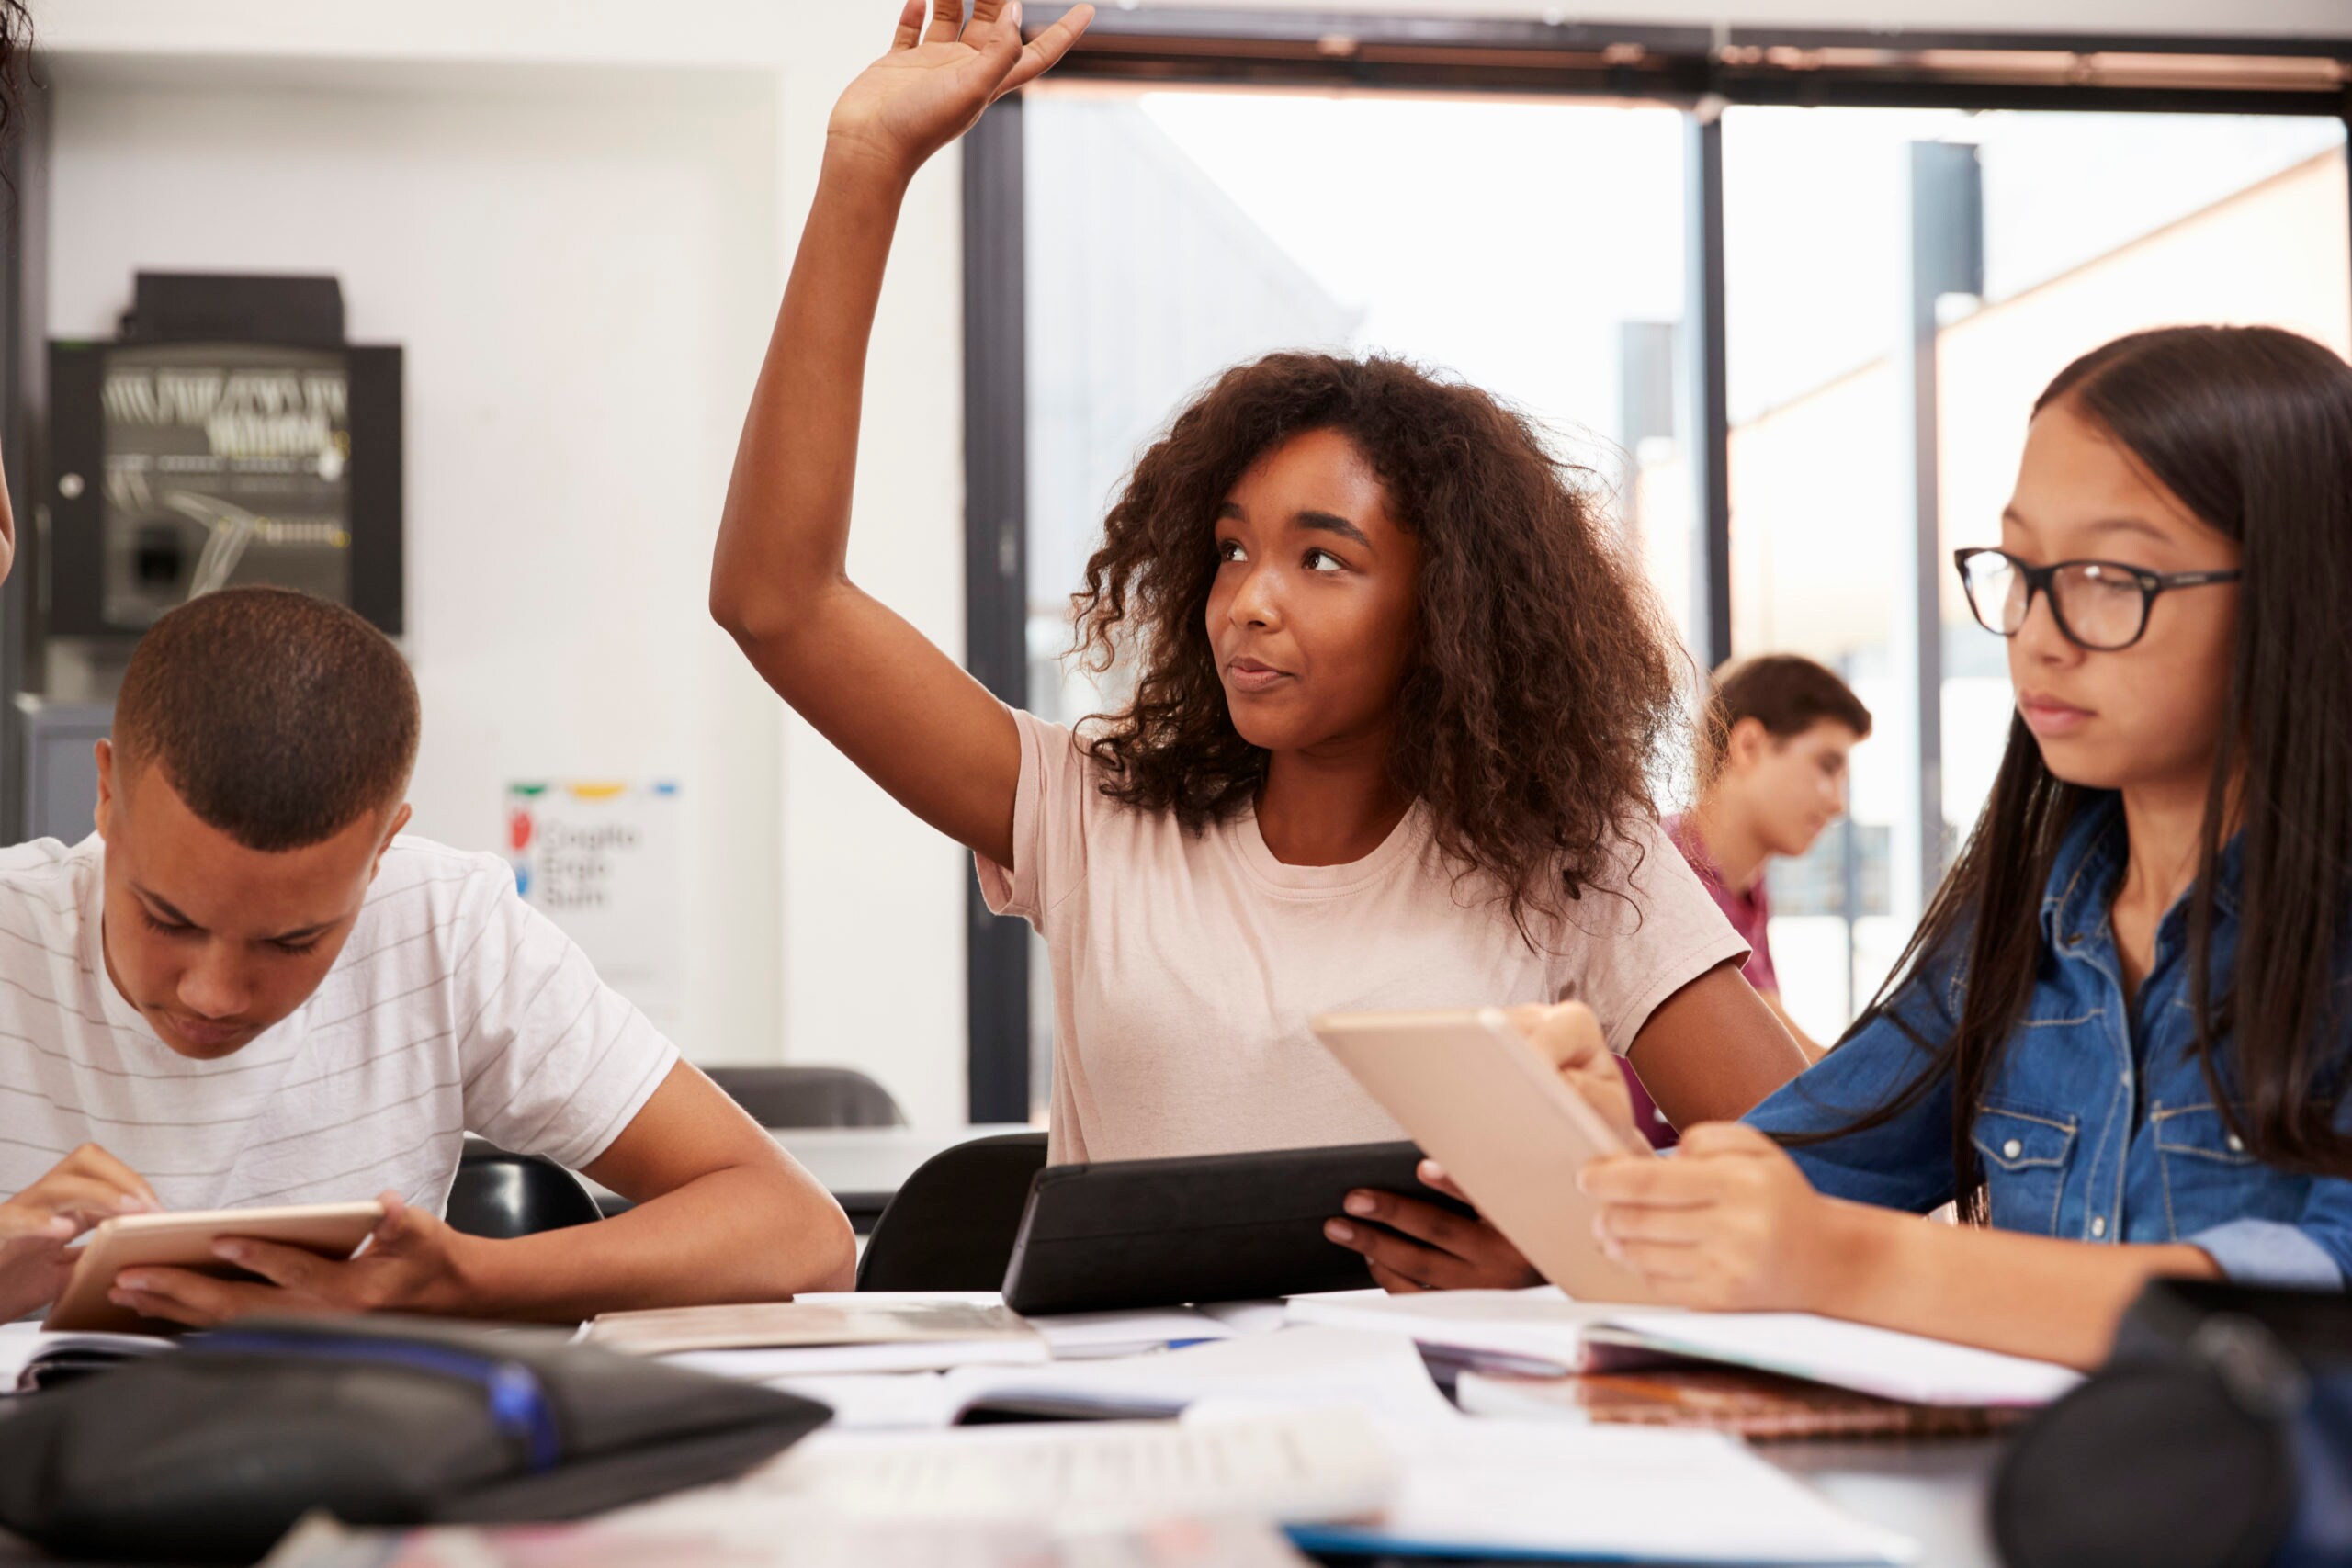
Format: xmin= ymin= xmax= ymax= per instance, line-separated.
xmin=1311 ymin=1005 xmax=1660 ymax=1304
xmin=45 ymin=1202 xmax=387 ymax=1334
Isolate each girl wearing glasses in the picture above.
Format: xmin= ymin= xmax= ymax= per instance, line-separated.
xmin=1506 ymin=324 xmax=2351 ymax=1365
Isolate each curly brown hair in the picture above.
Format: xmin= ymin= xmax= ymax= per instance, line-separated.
xmin=1070 ymin=352 xmax=1689 ymax=942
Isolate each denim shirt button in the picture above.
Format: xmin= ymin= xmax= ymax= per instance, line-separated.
xmin=2002 ymin=1138 xmax=2023 ymax=1159
xmin=2228 ymin=1134 xmax=2245 ymax=1153
xmin=2091 ymin=1215 xmax=2109 ymax=1238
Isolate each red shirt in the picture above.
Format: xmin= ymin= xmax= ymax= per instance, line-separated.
xmin=1620 ymin=816 xmax=1778 ymax=1149
xmin=1663 ymin=815 xmax=1778 ymax=997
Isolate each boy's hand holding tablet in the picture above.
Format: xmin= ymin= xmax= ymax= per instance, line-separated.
xmin=0 ymin=1145 xmax=164 ymax=1322
xmin=100 ymin=1191 xmax=469 ymax=1331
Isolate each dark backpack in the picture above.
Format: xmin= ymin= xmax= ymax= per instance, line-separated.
xmin=1994 ymin=1279 xmax=2352 ymax=1568
xmin=0 ymin=1314 xmax=830 ymax=1562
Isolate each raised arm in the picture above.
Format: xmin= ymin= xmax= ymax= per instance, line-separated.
xmin=709 ymin=0 xmax=1093 ymax=869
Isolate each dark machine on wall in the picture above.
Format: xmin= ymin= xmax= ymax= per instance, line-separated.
xmin=14 ymin=273 xmax=402 ymax=843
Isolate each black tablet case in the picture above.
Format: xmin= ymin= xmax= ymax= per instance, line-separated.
xmin=1000 ymin=1140 xmax=1476 ymax=1315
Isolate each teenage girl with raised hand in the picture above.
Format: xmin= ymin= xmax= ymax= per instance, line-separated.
xmin=1359 ymin=324 xmax=2352 ymax=1362
xmin=710 ymin=0 xmax=1808 ymax=1245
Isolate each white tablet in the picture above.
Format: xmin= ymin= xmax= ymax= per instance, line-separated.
xmin=44 ymin=1201 xmax=386 ymax=1334
xmin=1310 ymin=1006 xmax=1657 ymax=1304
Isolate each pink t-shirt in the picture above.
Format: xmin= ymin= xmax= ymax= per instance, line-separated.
xmin=978 ymin=708 xmax=1751 ymax=1164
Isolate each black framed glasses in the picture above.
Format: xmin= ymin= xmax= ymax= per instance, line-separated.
xmin=1953 ymin=547 xmax=2242 ymax=652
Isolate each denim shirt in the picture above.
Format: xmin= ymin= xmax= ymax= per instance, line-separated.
xmin=1746 ymin=795 xmax=2352 ymax=1289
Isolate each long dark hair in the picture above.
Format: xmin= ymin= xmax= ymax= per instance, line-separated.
xmin=1803 ymin=325 xmax=2352 ymax=1214
xmin=0 ymin=3 xmax=29 ymax=160
xmin=1071 ymin=352 xmax=1687 ymax=942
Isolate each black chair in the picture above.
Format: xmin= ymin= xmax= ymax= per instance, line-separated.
xmin=855 ymin=1131 xmax=1048 ymax=1292
xmin=707 ymin=1066 xmax=906 ymax=1130
xmin=444 ymin=1138 xmax=604 ymax=1241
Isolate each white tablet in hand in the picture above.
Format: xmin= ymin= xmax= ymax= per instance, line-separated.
xmin=1311 ymin=1006 xmax=1657 ymax=1304
xmin=44 ymin=1201 xmax=386 ymax=1335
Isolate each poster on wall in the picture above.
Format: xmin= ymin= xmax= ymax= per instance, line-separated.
xmin=506 ymin=781 xmax=684 ymax=1040
xmin=98 ymin=343 xmax=355 ymax=624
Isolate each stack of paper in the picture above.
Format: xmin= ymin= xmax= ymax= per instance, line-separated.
xmin=710 ymin=1363 xmax=1918 ymax=1564
xmin=1286 ymin=1287 xmax=2080 ymax=1407
xmin=938 ymin=1325 xmax=1461 ymax=1429
xmin=770 ymin=1326 xmax=1460 ymax=1432
xmin=1023 ymin=1305 xmax=1248 ymax=1360
xmin=1286 ymin=1288 xmax=1632 ymax=1369
xmin=582 ymin=1296 xmax=1048 ymax=1378
xmin=259 ymin=1507 xmax=1317 ymax=1568
xmin=1584 ymin=1312 xmax=2081 ymax=1407
xmin=748 ymin=1406 xmax=1396 ymax=1529
xmin=1290 ymin=1419 xmax=1918 ymax=1564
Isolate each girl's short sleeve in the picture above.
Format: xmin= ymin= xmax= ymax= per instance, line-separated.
xmin=974 ymin=706 xmax=1096 ymax=935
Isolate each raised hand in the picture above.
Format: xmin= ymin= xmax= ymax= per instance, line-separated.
xmin=828 ymin=0 xmax=1095 ymax=181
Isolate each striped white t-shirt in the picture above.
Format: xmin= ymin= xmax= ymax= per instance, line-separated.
xmin=0 ymin=834 xmax=679 ymax=1215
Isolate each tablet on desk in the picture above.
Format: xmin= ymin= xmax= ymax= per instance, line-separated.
xmin=44 ymin=1201 xmax=386 ymax=1335
xmin=1311 ymin=1006 xmax=1658 ymax=1304
xmin=1000 ymin=1141 xmax=1475 ymax=1316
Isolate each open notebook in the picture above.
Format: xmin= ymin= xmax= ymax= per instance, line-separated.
xmin=0 ymin=1326 xmax=175 ymax=1394
xmin=1286 ymin=1289 xmax=2082 ymax=1407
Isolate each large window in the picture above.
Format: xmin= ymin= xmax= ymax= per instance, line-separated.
xmin=1721 ymin=108 xmax=2349 ymax=1040
xmin=963 ymin=13 xmax=2352 ymax=1120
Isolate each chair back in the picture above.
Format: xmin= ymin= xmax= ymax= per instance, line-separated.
xmin=445 ymin=1138 xmax=605 ymax=1241
xmin=707 ymin=1066 xmax=906 ymax=1129
xmin=856 ymin=1131 xmax=1048 ymax=1292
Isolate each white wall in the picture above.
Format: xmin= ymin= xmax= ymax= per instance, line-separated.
xmin=50 ymin=60 xmax=797 ymax=1071
xmin=43 ymin=4 xmax=982 ymax=1127
xmin=39 ymin=0 xmax=2344 ymax=1133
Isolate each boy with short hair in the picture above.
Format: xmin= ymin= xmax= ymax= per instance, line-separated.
xmin=1674 ymin=654 xmax=1873 ymax=1059
xmin=0 ymin=585 xmax=853 ymax=1325
xmin=1616 ymin=655 xmax=1870 ymax=1148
